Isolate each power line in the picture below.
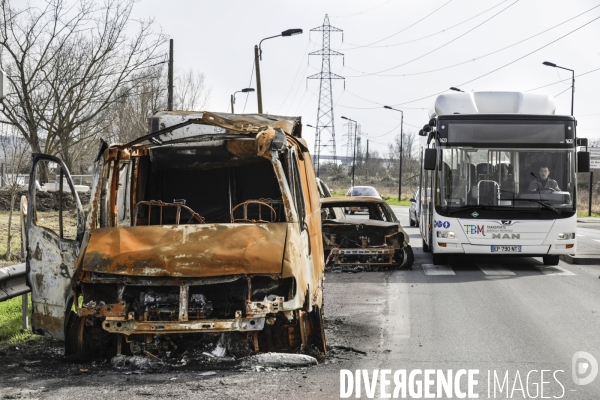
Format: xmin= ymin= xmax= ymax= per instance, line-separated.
xmin=553 ymin=86 xmax=571 ymax=98
xmin=341 ymin=0 xmax=508 ymax=50
xmin=331 ymin=0 xmax=393 ymax=18
xmin=280 ymin=41 xmax=313 ymax=112
xmin=342 ymin=0 xmax=454 ymax=49
xmin=526 ymin=66 xmax=600 ymax=92
xmin=347 ymin=0 xmax=520 ymax=77
xmin=344 ymin=4 xmax=600 ymax=78
xmin=390 ymin=15 xmax=600 ymax=107
xmin=447 ymin=15 xmax=600 ymax=92
xmin=242 ymin=61 xmax=254 ymax=113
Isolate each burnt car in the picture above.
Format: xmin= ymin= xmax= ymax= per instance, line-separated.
xmin=23 ymin=111 xmax=326 ymax=358
xmin=320 ymin=196 xmax=414 ymax=268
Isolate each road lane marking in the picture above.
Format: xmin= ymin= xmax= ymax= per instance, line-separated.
xmin=538 ymin=266 xmax=575 ymax=276
xmin=385 ymin=273 xmax=411 ymax=341
xmin=577 ymin=234 xmax=585 ymax=237
xmin=593 ymin=239 xmax=600 ymax=243
xmin=422 ymin=264 xmax=455 ymax=275
xmin=478 ymin=264 xmax=516 ymax=276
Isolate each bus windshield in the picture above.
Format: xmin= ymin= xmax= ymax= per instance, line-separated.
xmin=437 ymin=147 xmax=576 ymax=212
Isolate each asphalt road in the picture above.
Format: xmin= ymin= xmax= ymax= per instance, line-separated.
xmin=1 ymin=206 xmax=600 ymax=399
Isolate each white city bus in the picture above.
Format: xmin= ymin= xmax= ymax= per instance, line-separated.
xmin=419 ymin=92 xmax=590 ymax=265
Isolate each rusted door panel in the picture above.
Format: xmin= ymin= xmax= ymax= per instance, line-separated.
xmin=298 ymin=152 xmax=325 ymax=307
xmin=26 ymin=155 xmax=84 ymax=338
xmin=82 ymin=223 xmax=288 ymax=277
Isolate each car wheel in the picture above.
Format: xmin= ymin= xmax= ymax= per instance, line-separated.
xmin=543 ymin=255 xmax=560 ymax=266
xmin=308 ymin=305 xmax=327 ymax=354
xmin=399 ymin=246 xmax=414 ymax=269
xmin=409 ymin=218 xmax=416 ymax=227
xmin=350 ymin=210 xmax=354 ymax=215
xmin=432 ymin=254 xmax=447 ymax=265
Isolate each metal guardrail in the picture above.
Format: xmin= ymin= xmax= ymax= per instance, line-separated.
xmin=0 ymin=262 xmax=29 ymax=302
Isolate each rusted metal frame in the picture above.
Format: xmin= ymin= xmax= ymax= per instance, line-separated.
xmin=179 ymin=285 xmax=189 ymax=321
xmin=27 ymin=154 xmax=85 ymax=237
xmin=331 ymin=247 xmax=395 ymax=265
xmin=271 ymin=151 xmax=297 ymax=222
xmin=271 ymin=151 xmax=296 ymax=223
xmin=110 ymin=158 xmax=119 ymax=227
xmin=90 ymin=161 xmax=107 ymax=229
xmin=78 ymin=301 xmax=127 ymax=318
xmin=130 ymin=157 xmax=139 ymax=225
xmin=124 ymin=113 xmax=267 ymax=148
xmin=102 ymin=316 xmax=266 ymax=335
xmin=175 ymin=203 xmax=181 ymax=225
xmin=230 ymin=200 xmax=277 ymax=223
xmin=133 ymin=200 xmax=206 ymax=226
xmin=84 ymin=272 xmax=248 ymax=286
xmin=59 ymin=168 xmax=64 ymax=238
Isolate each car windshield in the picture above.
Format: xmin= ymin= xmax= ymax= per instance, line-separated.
xmin=322 ymin=201 xmax=397 ymax=222
xmin=351 ymin=187 xmax=378 ymax=196
xmin=437 ymin=147 xmax=576 ymax=211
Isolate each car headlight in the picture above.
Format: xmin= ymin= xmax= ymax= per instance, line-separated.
xmin=436 ymin=231 xmax=455 ymax=239
xmin=557 ymin=232 xmax=575 ymax=240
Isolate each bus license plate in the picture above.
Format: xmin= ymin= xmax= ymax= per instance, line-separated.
xmin=491 ymin=246 xmax=521 ymax=252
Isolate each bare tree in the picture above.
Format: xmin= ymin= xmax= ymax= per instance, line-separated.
xmin=0 ymin=125 xmax=30 ymax=260
xmin=0 ymin=0 xmax=167 ymax=170
xmin=100 ymin=66 xmax=212 ymax=144
xmin=174 ymin=69 xmax=211 ymax=111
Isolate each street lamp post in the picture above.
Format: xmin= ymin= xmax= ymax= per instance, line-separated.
xmin=542 ymin=61 xmax=574 ymax=116
xmin=384 ymin=106 xmax=404 ymax=201
xmin=341 ymin=116 xmax=358 ymax=188
xmin=254 ymin=29 xmax=303 ymax=113
xmin=230 ymin=88 xmax=255 ymax=114
xmin=543 ymin=61 xmax=583 ymax=212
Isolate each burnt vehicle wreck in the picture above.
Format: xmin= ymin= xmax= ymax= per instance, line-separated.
xmin=24 ymin=111 xmax=326 ymax=358
xmin=320 ymin=197 xmax=414 ymax=269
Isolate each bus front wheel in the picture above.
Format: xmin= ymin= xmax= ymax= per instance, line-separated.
xmin=543 ymin=255 xmax=559 ymax=266
xmin=432 ymin=254 xmax=447 ymax=265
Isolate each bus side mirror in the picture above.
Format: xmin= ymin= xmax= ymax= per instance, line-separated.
xmin=424 ymin=149 xmax=436 ymax=170
xmin=577 ymin=151 xmax=590 ymax=173
xmin=577 ymin=138 xmax=588 ymax=147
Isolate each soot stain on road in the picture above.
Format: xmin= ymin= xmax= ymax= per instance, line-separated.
xmin=0 ymin=274 xmax=374 ymax=398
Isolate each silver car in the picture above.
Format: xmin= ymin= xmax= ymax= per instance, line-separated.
xmin=409 ymin=188 xmax=420 ymax=227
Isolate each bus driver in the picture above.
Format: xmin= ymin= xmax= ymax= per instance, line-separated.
xmin=528 ymin=164 xmax=560 ymax=192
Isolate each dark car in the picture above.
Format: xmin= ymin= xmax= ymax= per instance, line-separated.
xmin=320 ymin=196 xmax=414 ymax=269
xmin=409 ymin=188 xmax=420 ymax=227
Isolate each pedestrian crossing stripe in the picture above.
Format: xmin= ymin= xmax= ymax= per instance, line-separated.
xmin=420 ymin=264 xmax=575 ymax=276
xmin=422 ymin=264 xmax=455 ymax=275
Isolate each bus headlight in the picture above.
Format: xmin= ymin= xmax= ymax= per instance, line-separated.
xmin=557 ymin=232 xmax=575 ymax=240
xmin=437 ymin=231 xmax=455 ymax=239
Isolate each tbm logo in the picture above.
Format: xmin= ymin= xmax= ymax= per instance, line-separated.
xmin=492 ymin=233 xmax=521 ymax=239
xmin=464 ymin=225 xmax=485 ymax=236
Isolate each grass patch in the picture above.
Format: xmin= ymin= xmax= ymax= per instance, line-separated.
xmin=384 ymin=197 xmax=412 ymax=206
xmin=0 ymin=294 xmax=37 ymax=346
xmin=577 ymin=212 xmax=600 ymax=217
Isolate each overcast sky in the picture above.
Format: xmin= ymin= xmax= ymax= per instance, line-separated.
xmin=133 ymin=0 xmax=600 ymax=156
